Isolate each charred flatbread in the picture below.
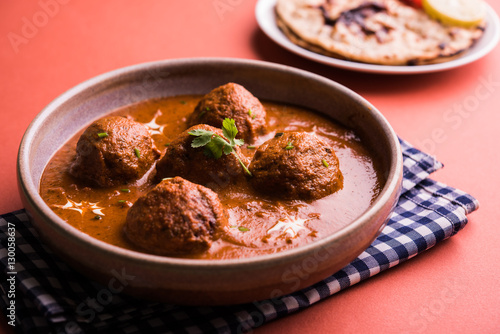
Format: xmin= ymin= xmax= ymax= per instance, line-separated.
xmin=275 ymin=0 xmax=485 ymax=65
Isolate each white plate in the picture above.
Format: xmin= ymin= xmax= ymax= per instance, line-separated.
xmin=255 ymin=0 xmax=500 ymax=74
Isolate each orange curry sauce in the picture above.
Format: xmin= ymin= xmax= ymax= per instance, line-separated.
xmin=40 ymin=96 xmax=383 ymax=259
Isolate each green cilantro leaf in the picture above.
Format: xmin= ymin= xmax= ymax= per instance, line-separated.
xmin=189 ymin=118 xmax=252 ymax=176
xmin=189 ymin=129 xmax=214 ymax=148
xmin=223 ymin=144 xmax=233 ymax=155
xmin=205 ymin=138 xmax=224 ymax=159
xmin=222 ymin=118 xmax=239 ymax=146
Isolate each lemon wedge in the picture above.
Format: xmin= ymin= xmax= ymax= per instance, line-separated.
xmin=422 ymin=0 xmax=486 ymax=28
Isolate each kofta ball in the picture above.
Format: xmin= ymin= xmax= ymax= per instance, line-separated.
xmin=187 ymin=83 xmax=266 ymax=143
xmin=124 ymin=177 xmax=227 ymax=255
xmin=249 ymin=132 xmax=343 ymax=200
xmin=69 ymin=116 xmax=161 ymax=187
xmin=155 ymin=124 xmax=250 ymax=190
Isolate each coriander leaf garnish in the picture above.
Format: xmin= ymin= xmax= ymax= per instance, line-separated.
xmin=97 ymin=132 xmax=108 ymax=138
xmin=188 ymin=118 xmax=252 ymax=176
xmin=285 ymin=142 xmax=294 ymax=150
xmin=248 ymin=109 xmax=256 ymax=119
xmin=190 ymin=129 xmax=213 ymax=148
xmin=222 ymin=118 xmax=244 ymax=147
xmin=134 ymin=148 xmax=141 ymax=158
xmin=205 ymin=137 xmax=224 ymax=159
xmin=230 ymin=225 xmax=250 ymax=232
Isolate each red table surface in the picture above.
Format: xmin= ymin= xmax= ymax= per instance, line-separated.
xmin=1 ymin=1 xmax=499 ymax=333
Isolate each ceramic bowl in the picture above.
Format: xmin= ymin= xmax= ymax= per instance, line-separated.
xmin=17 ymin=58 xmax=403 ymax=305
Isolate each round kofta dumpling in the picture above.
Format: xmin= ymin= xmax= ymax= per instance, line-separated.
xmin=187 ymin=83 xmax=266 ymax=143
xmin=155 ymin=124 xmax=250 ymax=190
xmin=69 ymin=116 xmax=161 ymax=187
xmin=124 ymin=177 xmax=227 ymax=255
xmin=249 ymin=132 xmax=343 ymax=200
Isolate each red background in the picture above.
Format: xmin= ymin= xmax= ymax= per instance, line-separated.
xmin=1 ymin=0 xmax=499 ymax=332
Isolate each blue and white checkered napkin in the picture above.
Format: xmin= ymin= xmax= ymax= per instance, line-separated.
xmin=0 ymin=139 xmax=479 ymax=334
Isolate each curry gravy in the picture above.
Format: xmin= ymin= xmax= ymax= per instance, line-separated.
xmin=40 ymin=96 xmax=383 ymax=259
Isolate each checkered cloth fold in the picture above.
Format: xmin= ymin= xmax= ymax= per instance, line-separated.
xmin=0 ymin=139 xmax=478 ymax=334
